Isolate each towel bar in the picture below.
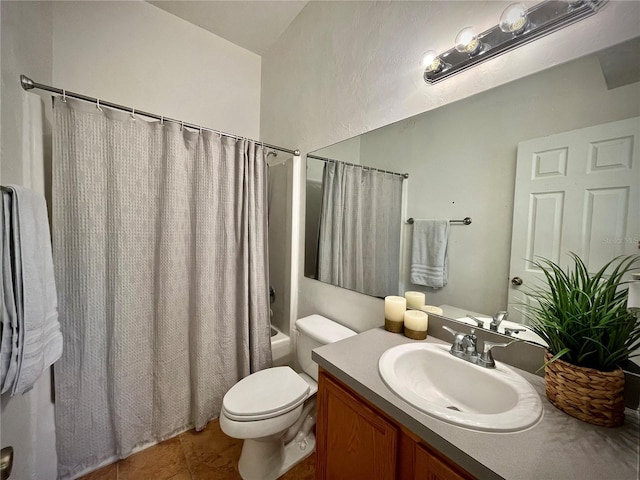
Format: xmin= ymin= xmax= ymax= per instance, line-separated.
xmin=406 ymin=217 xmax=471 ymax=225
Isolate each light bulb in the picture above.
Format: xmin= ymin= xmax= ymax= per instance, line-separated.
xmin=500 ymin=3 xmax=529 ymax=35
xmin=454 ymin=27 xmax=482 ymax=56
xmin=420 ymin=50 xmax=445 ymax=73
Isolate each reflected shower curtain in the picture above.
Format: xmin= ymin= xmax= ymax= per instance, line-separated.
xmin=52 ymin=98 xmax=271 ymax=478
xmin=317 ymin=162 xmax=403 ymax=297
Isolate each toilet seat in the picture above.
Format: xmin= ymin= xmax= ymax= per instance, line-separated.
xmin=222 ymin=366 xmax=310 ymax=421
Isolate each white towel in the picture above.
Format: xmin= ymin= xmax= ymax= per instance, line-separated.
xmin=4 ymin=185 xmax=63 ymax=395
xmin=1 ymin=191 xmax=20 ymax=392
xmin=410 ymin=219 xmax=449 ymax=289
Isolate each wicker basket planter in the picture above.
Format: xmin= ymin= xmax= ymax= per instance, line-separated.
xmin=544 ymin=351 xmax=625 ymax=427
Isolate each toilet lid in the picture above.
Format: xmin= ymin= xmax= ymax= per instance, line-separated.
xmin=223 ymin=366 xmax=310 ymax=421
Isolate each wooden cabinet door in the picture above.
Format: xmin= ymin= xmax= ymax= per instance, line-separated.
xmin=316 ymin=372 xmax=398 ymax=480
xmin=414 ymin=444 xmax=469 ymax=480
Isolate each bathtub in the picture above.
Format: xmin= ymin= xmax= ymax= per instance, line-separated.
xmin=270 ymin=325 xmax=291 ymax=367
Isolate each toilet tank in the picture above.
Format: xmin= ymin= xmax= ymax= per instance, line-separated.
xmin=295 ymin=314 xmax=356 ymax=381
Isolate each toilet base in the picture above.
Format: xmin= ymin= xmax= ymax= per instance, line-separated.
xmin=237 ymin=431 xmax=316 ymax=480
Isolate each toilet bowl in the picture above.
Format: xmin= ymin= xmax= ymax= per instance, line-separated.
xmin=219 ymin=314 xmax=356 ymax=480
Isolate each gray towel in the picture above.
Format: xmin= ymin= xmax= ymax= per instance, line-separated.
xmin=4 ymin=185 xmax=62 ymax=395
xmin=410 ymin=219 xmax=449 ymax=289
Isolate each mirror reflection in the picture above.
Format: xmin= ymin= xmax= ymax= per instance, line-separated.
xmin=305 ymin=38 xmax=640 ymax=348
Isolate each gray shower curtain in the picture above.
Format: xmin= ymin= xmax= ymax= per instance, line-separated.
xmin=317 ymin=162 xmax=403 ymax=297
xmin=52 ymin=98 xmax=271 ymax=478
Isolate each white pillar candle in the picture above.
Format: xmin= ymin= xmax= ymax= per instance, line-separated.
xmin=420 ymin=305 xmax=443 ymax=316
xmin=405 ymin=291 xmax=426 ymax=309
xmin=404 ymin=310 xmax=429 ymax=331
xmin=384 ymin=296 xmax=406 ymax=321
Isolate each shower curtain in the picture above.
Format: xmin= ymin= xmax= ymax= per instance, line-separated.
xmin=317 ymin=162 xmax=403 ymax=297
xmin=52 ymin=97 xmax=271 ymax=478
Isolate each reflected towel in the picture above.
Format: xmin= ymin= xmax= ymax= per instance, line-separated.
xmin=410 ymin=220 xmax=449 ymax=289
xmin=5 ymin=185 xmax=62 ymax=395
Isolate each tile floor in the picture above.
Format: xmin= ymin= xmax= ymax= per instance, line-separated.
xmin=78 ymin=419 xmax=315 ymax=480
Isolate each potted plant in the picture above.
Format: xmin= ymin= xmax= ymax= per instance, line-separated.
xmin=522 ymin=253 xmax=640 ymax=427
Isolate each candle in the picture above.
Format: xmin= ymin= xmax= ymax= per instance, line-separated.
xmin=384 ymin=296 xmax=406 ymax=333
xmin=405 ymin=291 xmax=426 ymax=309
xmin=420 ymin=305 xmax=443 ymax=316
xmin=385 ymin=296 xmax=406 ymax=321
xmin=404 ymin=310 xmax=428 ymax=340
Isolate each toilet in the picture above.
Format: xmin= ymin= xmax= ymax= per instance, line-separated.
xmin=220 ymin=314 xmax=356 ymax=480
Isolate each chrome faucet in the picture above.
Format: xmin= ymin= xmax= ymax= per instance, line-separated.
xmin=442 ymin=326 xmax=516 ymax=368
xmin=490 ymin=310 xmax=509 ymax=332
xmin=442 ymin=326 xmax=478 ymax=362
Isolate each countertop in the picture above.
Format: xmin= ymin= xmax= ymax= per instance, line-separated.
xmin=312 ymin=327 xmax=640 ymax=480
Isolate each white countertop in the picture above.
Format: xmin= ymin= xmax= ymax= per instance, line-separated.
xmin=312 ymin=327 xmax=640 ymax=480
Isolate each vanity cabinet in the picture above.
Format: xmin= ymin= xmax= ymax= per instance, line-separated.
xmin=316 ymin=369 xmax=473 ymax=480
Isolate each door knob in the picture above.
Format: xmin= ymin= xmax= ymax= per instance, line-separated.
xmin=511 ymin=277 xmax=523 ymax=286
xmin=1 ymin=446 xmax=13 ymax=480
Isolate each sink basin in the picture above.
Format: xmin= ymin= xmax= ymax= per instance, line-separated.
xmin=456 ymin=317 xmax=548 ymax=346
xmin=378 ymin=343 xmax=542 ymax=432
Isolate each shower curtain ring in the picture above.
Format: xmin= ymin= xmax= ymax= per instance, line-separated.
xmin=62 ymin=89 xmax=67 ymax=102
xmin=96 ymin=99 xmax=103 ymax=112
xmin=180 ymin=120 xmax=184 ymax=131
xmin=130 ymin=108 xmax=135 ymax=120
xmin=160 ymin=116 xmax=164 ymax=126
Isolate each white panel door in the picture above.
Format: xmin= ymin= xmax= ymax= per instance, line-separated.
xmin=508 ymin=117 xmax=640 ymax=324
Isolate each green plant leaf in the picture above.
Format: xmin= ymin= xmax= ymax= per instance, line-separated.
xmin=521 ymin=253 xmax=640 ymax=371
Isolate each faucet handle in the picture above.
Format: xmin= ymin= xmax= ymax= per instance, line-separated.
xmin=442 ymin=326 xmax=465 ymax=353
xmin=478 ymin=339 xmax=518 ymax=368
xmin=466 ymin=315 xmax=485 ymax=328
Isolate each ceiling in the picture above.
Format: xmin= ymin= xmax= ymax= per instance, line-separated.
xmin=147 ymin=1 xmax=308 ymax=56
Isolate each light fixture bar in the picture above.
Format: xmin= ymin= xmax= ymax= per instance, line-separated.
xmin=424 ymin=0 xmax=607 ymax=84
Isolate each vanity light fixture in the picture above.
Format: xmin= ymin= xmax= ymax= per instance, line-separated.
xmin=422 ymin=0 xmax=607 ymax=84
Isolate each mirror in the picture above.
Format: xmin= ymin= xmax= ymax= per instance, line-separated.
xmin=305 ymin=38 xmax=640 ymax=348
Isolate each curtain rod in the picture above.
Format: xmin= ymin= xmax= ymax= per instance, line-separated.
xmin=20 ymin=75 xmax=300 ymax=157
xmin=307 ymin=153 xmax=409 ymax=179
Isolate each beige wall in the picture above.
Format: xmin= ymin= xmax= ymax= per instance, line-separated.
xmin=52 ymin=0 xmax=261 ymax=139
xmin=260 ymin=1 xmax=640 ymax=333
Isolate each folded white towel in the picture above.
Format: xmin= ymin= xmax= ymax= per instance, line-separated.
xmin=4 ymin=185 xmax=63 ymax=395
xmin=1 ymin=191 xmax=20 ymax=392
xmin=410 ymin=220 xmax=449 ymax=289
